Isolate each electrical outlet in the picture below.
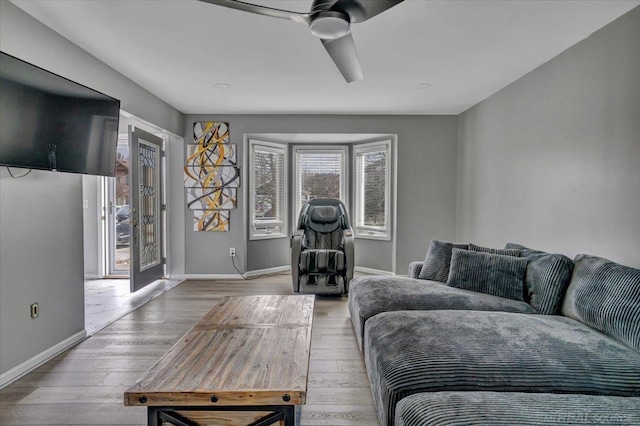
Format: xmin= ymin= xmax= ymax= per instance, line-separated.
xmin=229 ymin=247 xmax=236 ymax=257
xmin=30 ymin=303 xmax=39 ymax=319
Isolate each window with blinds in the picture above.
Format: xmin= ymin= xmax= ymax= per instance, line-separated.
xmin=354 ymin=140 xmax=391 ymax=239
xmin=249 ymin=139 xmax=287 ymax=239
xmin=293 ymin=148 xmax=347 ymax=217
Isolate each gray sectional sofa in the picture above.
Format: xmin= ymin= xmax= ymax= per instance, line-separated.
xmin=348 ymin=241 xmax=640 ymax=425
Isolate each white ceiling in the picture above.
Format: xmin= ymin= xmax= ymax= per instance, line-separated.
xmin=11 ymin=0 xmax=639 ymax=115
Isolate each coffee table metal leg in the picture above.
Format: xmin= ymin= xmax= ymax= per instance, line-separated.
xmin=283 ymin=405 xmax=296 ymax=426
xmin=146 ymin=405 xmax=298 ymax=426
xmin=147 ymin=407 xmax=159 ymax=426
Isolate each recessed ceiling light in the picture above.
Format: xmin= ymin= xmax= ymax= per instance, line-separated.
xmin=215 ymin=83 xmax=231 ymax=89
xmin=415 ymin=82 xmax=432 ymax=90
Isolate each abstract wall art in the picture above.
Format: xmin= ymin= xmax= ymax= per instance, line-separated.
xmin=186 ymin=143 xmax=237 ymax=168
xmin=185 ymin=122 xmax=239 ymax=232
xmin=193 ymin=209 xmax=230 ymax=232
xmin=184 ymin=165 xmax=240 ymax=188
xmin=186 ymin=187 xmax=237 ymax=210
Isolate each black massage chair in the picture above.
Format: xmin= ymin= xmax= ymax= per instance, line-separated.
xmin=291 ymin=198 xmax=354 ymax=295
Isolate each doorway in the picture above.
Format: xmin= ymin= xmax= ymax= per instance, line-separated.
xmin=106 ymin=135 xmax=131 ymax=277
xmin=83 ymin=111 xmax=179 ymax=335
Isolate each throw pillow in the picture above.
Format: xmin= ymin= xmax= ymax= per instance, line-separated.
xmin=418 ymin=240 xmax=469 ymax=282
xmin=505 ymin=243 xmax=574 ymax=314
xmin=469 ymin=243 xmax=521 ymax=257
xmin=562 ymin=254 xmax=640 ymax=351
xmin=447 ymin=248 xmax=528 ymax=302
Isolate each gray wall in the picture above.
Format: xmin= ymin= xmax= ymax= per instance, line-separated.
xmin=0 ymin=170 xmax=85 ymax=374
xmin=0 ymin=2 xmax=183 ymax=136
xmin=457 ymin=6 xmax=640 ymax=268
xmin=184 ymin=114 xmax=459 ymax=276
xmin=0 ymin=1 xmax=185 ymax=377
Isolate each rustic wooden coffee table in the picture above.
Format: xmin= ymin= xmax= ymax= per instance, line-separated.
xmin=124 ymin=294 xmax=315 ymax=426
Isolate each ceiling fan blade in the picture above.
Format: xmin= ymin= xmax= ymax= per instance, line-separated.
xmin=330 ymin=0 xmax=404 ymax=23
xmin=198 ymin=0 xmax=309 ymax=25
xmin=320 ymin=33 xmax=363 ymax=83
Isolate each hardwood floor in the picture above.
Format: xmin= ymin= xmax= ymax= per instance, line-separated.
xmin=84 ymin=278 xmax=182 ymax=336
xmin=0 ymin=275 xmax=377 ymax=425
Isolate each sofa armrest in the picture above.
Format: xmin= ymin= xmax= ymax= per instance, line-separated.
xmin=408 ymin=261 xmax=424 ymax=279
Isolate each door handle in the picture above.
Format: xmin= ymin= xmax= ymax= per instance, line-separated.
xmin=132 ymin=208 xmax=138 ymax=245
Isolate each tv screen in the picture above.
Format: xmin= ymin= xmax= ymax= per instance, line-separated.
xmin=0 ymin=51 xmax=120 ymax=177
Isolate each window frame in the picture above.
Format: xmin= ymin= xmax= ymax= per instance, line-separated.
xmin=353 ymin=139 xmax=392 ymax=241
xmin=248 ymin=139 xmax=288 ymax=240
xmin=291 ymin=145 xmax=349 ymax=231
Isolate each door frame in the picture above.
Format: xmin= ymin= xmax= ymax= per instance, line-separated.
xmin=92 ymin=111 xmax=181 ymax=282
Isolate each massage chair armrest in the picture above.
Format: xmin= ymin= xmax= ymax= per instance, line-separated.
xmin=291 ymin=230 xmax=304 ymax=292
xmin=343 ymin=229 xmax=355 ymax=290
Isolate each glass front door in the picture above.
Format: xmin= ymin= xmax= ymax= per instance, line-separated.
xmin=130 ymin=126 xmax=165 ymax=292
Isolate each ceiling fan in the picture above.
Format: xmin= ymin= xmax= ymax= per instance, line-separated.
xmin=198 ymin=0 xmax=405 ymax=83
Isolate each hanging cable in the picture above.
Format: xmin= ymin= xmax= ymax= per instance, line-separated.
xmin=6 ymin=167 xmax=32 ymax=178
xmin=230 ymin=255 xmax=290 ymax=281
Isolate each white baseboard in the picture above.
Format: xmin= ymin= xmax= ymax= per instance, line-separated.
xmin=183 ymin=274 xmax=245 ymax=280
xmin=245 ymin=265 xmax=291 ymax=278
xmin=0 ymin=330 xmax=87 ymax=389
xmin=355 ymin=266 xmax=395 ymax=276
xmin=186 ymin=266 xmax=387 ymax=279
xmin=182 ymin=266 xmax=291 ymax=281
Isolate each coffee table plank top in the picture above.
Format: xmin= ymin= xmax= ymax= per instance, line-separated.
xmin=124 ymin=295 xmax=314 ymax=407
xmin=195 ymin=294 xmax=314 ymax=329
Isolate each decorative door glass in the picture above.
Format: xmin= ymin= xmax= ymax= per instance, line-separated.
xmin=138 ymin=139 xmax=160 ymax=271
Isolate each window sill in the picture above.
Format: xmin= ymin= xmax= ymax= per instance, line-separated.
xmin=355 ymin=232 xmax=391 ymax=241
xmin=249 ymin=232 xmax=288 ymax=241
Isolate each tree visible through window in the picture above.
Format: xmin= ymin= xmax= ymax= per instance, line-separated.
xmin=354 ymin=140 xmax=391 ymax=239
xmin=250 ymin=140 xmax=287 ymax=238
xmin=294 ymin=149 xmax=346 ymax=216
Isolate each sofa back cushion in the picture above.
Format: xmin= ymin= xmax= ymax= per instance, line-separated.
xmin=562 ymin=254 xmax=640 ymax=351
xmin=418 ymin=240 xmax=468 ymax=282
xmin=469 ymin=243 xmax=521 ymax=257
xmin=447 ymin=248 xmax=528 ymax=302
xmin=505 ymin=243 xmax=574 ymax=315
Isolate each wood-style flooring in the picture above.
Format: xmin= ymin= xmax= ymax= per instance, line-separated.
xmin=84 ymin=278 xmax=182 ymax=336
xmin=0 ymin=275 xmax=377 ymax=425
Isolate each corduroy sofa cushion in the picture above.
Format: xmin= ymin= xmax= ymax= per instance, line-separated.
xmin=447 ymin=248 xmax=527 ymax=302
xmin=505 ymin=243 xmax=574 ymax=314
xmin=469 ymin=243 xmax=521 ymax=257
xmin=417 ymin=240 xmax=468 ymax=282
xmin=562 ymin=254 xmax=640 ymax=351
xmin=395 ymin=392 xmax=640 ymax=426
xmin=348 ymin=276 xmax=535 ymax=353
xmin=364 ymin=310 xmax=640 ymax=426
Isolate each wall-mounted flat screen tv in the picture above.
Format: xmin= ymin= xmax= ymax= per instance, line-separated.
xmin=0 ymin=51 xmax=121 ymax=177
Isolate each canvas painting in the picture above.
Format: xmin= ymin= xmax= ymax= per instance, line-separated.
xmin=193 ymin=121 xmax=229 ymax=146
xmin=186 ymin=187 xmax=237 ymax=210
xmin=184 ymin=165 xmax=240 ymax=188
xmin=188 ymin=122 xmax=238 ymax=231
xmin=193 ymin=210 xmax=230 ymax=232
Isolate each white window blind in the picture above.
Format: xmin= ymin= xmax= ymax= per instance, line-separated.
xmin=354 ymin=140 xmax=391 ymax=239
xmin=294 ymin=149 xmax=346 ymax=215
xmin=249 ymin=140 xmax=287 ymax=239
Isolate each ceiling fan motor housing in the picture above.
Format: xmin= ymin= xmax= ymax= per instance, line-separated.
xmin=309 ymin=10 xmax=351 ymax=39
